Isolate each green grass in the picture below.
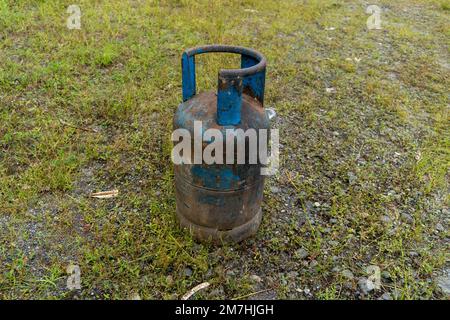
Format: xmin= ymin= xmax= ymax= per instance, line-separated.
xmin=0 ymin=0 xmax=449 ymax=299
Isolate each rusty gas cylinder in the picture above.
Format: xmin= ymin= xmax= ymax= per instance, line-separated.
xmin=173 ymin=45 xmax=269 ymax=243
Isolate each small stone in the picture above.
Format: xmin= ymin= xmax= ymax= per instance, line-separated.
xmin=380 ymin=292 xmax=392 ymax=300
xmin=348 ymin=171 xmax=357 ymax=185
xmin=250 ymin=275 xmax=262 ymax=283
xmin=401 ymin=213 xmax=414 ymax=224
xmin=436 ymin=271 xmax=450 ymax=295
xmin=226 ymin=270 xmax=236 ymax=277
xmin=309 ymin=260 xmax=318 ymax=268
xmin=358 ymin=277 xmax=375 ymax=295
xmin=332 ymin=267 xmax=340 ymax=273
xmin=409 ymin=251 xmax=419 ymax=257
xmin=129 ymin=292 xmax=141 ymax=300
xmin=381 ymin=271 xmax=392 ymax=280
xmin=295 ymin=248 xmax=309 ymax=260
xmin=314 ymin=202 xmax=321 ymax=207
xmin=270 ymin=186 xmax=280 ymax=194
xmin=184 ymin=267 xmax=193 ymax=277
xmin=380 ymin=215 xmax=391 ymax=223
xmin=265 ymin=108 xmax=276 ymax=120
xmin=209 ymin=287 xmax=225 ymax=298
xmin=304 ymin=288 xmax=311 ymax=295
xmin=168 ymin=293 xmax=178 ymax=299
xmin=436 ymin=223 xmax=445 ymax=232
xmin=342 ymin=269 xmax=354 ymax=280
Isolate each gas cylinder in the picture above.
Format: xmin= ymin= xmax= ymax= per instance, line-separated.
xmin=173 ymin=45 xmax=270 ymax=243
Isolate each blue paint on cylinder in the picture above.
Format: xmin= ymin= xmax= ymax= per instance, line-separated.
xmin=191 ymin=166 xmax=240 ymax=190
xmin=182 ymin=53 xmax=196 ymax=102
xmin=241 ymin=55 xmax=265 ymax=104
xmin=217 ymin=78 xmax=242 ymax=125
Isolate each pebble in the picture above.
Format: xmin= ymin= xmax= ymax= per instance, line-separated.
xmin=381 ymin=271 xmax=392 ymax=281
xmin=295 ymin=248 xmax=309 ymax=260
xmin=348 ymin=171 xmax=357 ymax=184
xmin=342 ymin=269 xmax=354 ymax=280
xmin=250 ymin=275 xmax=262 ymax=283
xmin=409 ymin=251 xmax=419 ymax=257
xmin=270 ymin=186 xmax=280 ymax=194
xmin=209 ymin=287 xmax=225 ymax=298
xmin=130 ymin=292 xmax=141 ymax=300
xmin=184 ymin=267 xmax=193 ymax=277
xmin=309 ymin=260 xmax=318 ymax=268
xmin=380 ymin=292 xmax=392 ymax=300
xmin=226 ymin=270 xmax=236 ymax=277
xmin=358 ymin=277 xmax=375 ymax=295
xmin=436 ymin=270 xmax=450 ymax=295
xmin=332 ymin=266 xmax=340 ymax=273
xmin=401 ymin=212 xmax=414 ymax=224
xmin=436 ymin=223 xmax=445 ymax=232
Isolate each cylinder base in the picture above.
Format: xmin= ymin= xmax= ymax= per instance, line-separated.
xmin=176 ymin=207 xmax=262 ymax=244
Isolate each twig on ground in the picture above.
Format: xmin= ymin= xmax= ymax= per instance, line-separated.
xmin=181 ymin=282 xmax=210 ymax=300
xmin=90 ymin=189 xmax=119 ymax=198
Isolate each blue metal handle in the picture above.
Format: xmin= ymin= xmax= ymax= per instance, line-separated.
xmin=181 ymin=45 xmax=267 ymax=126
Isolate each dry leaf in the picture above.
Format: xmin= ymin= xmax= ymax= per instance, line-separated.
xmin=181 ymin=282 xmax=210 ymax=300
xmin=90 ymin=189 xmax=119 ymax=199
